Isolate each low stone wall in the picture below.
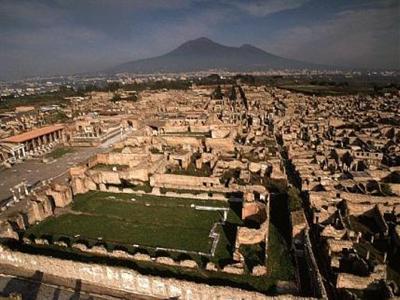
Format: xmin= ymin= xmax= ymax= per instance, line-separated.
xmin=336 ymin=265 xmax=387 ymax=290
xmin=303 ymin=231 xmax=328 ymax=299
xmin=0 ymin=245 xmax=313 ymax=300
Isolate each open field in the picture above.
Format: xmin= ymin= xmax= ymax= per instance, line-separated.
xmin=26 ymin=192 xmax=241 ymax=255
xmin=278 ymin=84 xmax=373 ymax=96
xmin=17 ymin=191 xmax=295 ymax=294
xmin=45 ymin=146 xmax=75 ymax=159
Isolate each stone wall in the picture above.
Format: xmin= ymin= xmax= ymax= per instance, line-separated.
xmin=205 ymin=137 xmax=235 ymax=153
xmin=303 ymin=230 xmax=328 ymax=299
xmin=150 ymin=173 xmax=223 ymax=190
xmin=0 ymin=182 xmax=73 ymax=239
xmin=0 ymin=245 xmax=315 ymax=300
xmin=336 ymin=265 xmax=387 ymax=290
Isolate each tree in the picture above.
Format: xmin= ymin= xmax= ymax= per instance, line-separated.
xmin=212 ymin=85 xmax=223 ymax=99
xmin=111 ymin=94 xmax=121 ymax=102
xmin=381 ymin=183 xmax=393 ymax=196
xmin=228 ymin=86 xmax=237 ymax=101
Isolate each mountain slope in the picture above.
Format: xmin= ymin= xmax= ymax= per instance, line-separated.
xmin=109 ymin=37 xmax=322 ymax=73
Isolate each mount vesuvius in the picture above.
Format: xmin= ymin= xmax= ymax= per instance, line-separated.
xmin=109 ymin=37 xmax=323 ymax=74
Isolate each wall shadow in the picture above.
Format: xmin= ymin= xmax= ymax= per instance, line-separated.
xmin=1 ymin=270 xmax=43 ymax=300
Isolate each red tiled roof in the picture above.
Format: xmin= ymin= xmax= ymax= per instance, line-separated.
xmin=2 ymin=124 xmax=64 ymax=143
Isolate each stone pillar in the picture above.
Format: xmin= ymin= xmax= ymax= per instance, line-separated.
xmin=223 ymin=210 xmax=228 ymax=221
xmin=24 ymin=183 xmax=29 ymax=196
xmin=17 ymin=186 xmax=23 ymax=199
xmin=10 ymin=188 xmax=17 ymax=201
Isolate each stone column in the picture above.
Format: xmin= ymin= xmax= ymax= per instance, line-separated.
xmin=17 ymin=186 xmax=23 ymax=199
xmin=32 ymin=138 xmax=37 ymax=151
xmin=23 ymin=183 xmax=29 ymax=196
xmin=223 ymin=210 xmax=228 ymax=221
xmin=10 ymin=188 xmax=17 ymax=201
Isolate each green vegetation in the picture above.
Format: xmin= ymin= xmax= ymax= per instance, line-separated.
xmin=267 ymin=224 xmax=295 ymax=280
xmin=265 ymin=178 xmax=288 ymax=194
xmin=240 ymin=243 xmax=265 ymax=271
xmin=167 ymin=153 xmax=212 ymax=177
xmin=20 ymin=190 xmax=297 ymax=294
xmin=288 ymin=187 xmax=302 ymax=212
xmin=381 ymin=183 xmax=393 ymax=196
xmin=111 ymin=93 xmax=121 ymax=102
xmin=211 ymin=85 xmax=224 ymax=99
xmin=45 ymin=147 xmax=75 ymax=159
xmin=0 ymin=87 xmax=76 ymax=112
xmin=26 ymin=191 xmax=230 ymax=254
xmin=122 ymin=80 xmax=191 ymax=91
xmin=149 ymin=147 xmax=162 ymax=154
xmin=220 ymin=168 xmax=246 ymax=186
xmin=27 ymin=213 xmax=216 ymax=252
xmin=160 ymin=187 xmax=207 ymax=195
xmin=279 ymin=84 xmax=367 ymax=96
xmin=228 ymin=86 xmax=237 ymax=100
xmin=44 ymin=111 xmax=69 ymax=124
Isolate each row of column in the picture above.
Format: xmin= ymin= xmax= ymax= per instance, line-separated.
xmin=12 ymin=147 xmax=25 ymax=160
xmin=26 ymin=129 xmax=63 ymax=152
xmin=10 ymin=182 xmax=29 ymax=202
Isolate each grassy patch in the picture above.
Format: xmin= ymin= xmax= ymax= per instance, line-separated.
xmin=288 ymin=187 xmax=302 ymax=212
xmin=0 ymin=88 xmax=76 ymax=112
xmin=26 ymin=214 xmax=215 ymax=252
xmin=279 ymin=84 xmax=374 ymax=96
xmin=45 ymin=147 xmax=74 ymax=159
xmin=26 ymin=191 xmax=234 ymax=255
xmin=240 ymin=243 xmax=265 ymax=271
xmin=19 ymin=189 xmax=296 ymax=294
xmin=267 ymin=224 xmax=295 ymax=280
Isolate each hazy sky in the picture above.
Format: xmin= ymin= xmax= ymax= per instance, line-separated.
xmin=1 ymin=0 xmax=399 ymax=80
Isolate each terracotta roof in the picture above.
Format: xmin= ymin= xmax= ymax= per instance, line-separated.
xmin=2 ymin=124 xmax=64 ymax=143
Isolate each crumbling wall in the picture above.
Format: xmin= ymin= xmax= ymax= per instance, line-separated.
xmin=46 ymin=183 xmax=73 ymax=207
xmin=0 ymin=245 xmax=313 ymax=300
xmin=336 ymin=265 xmax=387 ymax=290
xmin=150 ymin=174 xmax=223 ymax=190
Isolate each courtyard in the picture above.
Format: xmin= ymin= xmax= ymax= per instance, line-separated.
xmin=25 ymin=192 xmax=242 ymax=258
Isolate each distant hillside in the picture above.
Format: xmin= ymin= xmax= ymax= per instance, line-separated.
xmin=109 ymin=37 xmax=325 ymax=74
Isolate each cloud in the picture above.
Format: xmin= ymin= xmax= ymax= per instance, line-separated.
xmin=0 ymin=0 xmax=66 ymax=28
xmin=227 ymin=0 xmax=310 ymax=17
xmin=265 ymin=5 xmax=400 ymax=68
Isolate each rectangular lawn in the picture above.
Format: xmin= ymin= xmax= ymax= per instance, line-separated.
xmin=26 ymin=191 xmax=235 ymax=253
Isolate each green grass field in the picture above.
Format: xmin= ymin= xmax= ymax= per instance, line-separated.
xmin=19 ymin=191 xmax=297 ymax=294
xmin=45 ymin=147 xmax=75 ymax=159
xmin=26 ymin=191 xmax=240 ymax=255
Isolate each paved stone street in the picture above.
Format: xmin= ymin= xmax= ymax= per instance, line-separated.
xmin=0 ymin=130 xmax=132 ymax=202
xmin=0 ymin=147 xmax=103 ymax=201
